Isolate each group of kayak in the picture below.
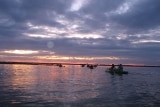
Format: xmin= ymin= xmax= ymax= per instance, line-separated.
xmin=106 ymin=64 xmax=128 ymax=75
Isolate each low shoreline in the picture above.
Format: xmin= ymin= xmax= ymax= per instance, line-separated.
xmin=0 ymin=61 xmax=160 ymax=67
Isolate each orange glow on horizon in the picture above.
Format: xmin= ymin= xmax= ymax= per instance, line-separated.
xmin=36 ymin=55 xmax=123 ymax=61
xmin=1 ymin=50 xmax=126 ymax=63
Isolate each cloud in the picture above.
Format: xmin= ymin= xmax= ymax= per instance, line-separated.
xmin=111 ymin=0 xmax=160 ymax=31
xmin=69 ymin=0 xmax=90 ymax=11
xmin=0 ymin=0 xmax=160 ymax=64
xmin=3 ymin=50 xmax=39 ymax=55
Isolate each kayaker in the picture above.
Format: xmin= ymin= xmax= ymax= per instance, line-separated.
xmin=118 ymin=64 xmax=123 ymax=72
xmin=110 ymin=64 xmax=115 ymax=71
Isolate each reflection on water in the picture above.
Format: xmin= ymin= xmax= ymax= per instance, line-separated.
xmin=0 ymin=65 xmax=160 ymax=107
xmin=10 ymin=65 xmax=37 ymax=90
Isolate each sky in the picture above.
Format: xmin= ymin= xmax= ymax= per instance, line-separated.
xmin=0 ymin=0 xmax=160 ymax=64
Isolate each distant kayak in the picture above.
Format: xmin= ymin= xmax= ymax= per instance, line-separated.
xmin=105 ymin=69 xmax=128 ymax=75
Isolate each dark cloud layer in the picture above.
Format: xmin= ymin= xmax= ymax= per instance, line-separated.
xmin=112 ymin=0 xmax=160 ymax=30
xmin=0 ymin=0 xmax=160 ymax=64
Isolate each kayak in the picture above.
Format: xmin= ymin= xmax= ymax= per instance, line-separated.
xmin=105 ymin=69 xmax=128 ymax=75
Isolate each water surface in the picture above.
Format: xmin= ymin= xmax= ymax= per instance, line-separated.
xmin=0 ymin=64 xmax=160 ymax=107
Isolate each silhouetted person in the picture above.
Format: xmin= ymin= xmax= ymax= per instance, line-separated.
xmin=110 ymin=64 xmax=115 ymax=71
xmin=118 ymin=64 xmax=123 ymax=72
xmin=81 ymin=64 xmax=85 ymax=67
xmin=59 ymin=64 xmax=62 ymax=67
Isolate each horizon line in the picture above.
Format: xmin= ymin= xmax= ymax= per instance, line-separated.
xmin=0 ymin=61 xmax=160 ymax=67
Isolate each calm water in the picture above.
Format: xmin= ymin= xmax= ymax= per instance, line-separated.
xmin=0 ymin=64 xmax=160 ymax=107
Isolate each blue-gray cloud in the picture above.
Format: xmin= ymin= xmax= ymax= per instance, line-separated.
xmin=111 ymin=0 xmax=160 ymax=31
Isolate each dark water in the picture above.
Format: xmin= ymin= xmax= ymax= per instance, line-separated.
xmin=0 ymin=64 xmax=160 ymax=107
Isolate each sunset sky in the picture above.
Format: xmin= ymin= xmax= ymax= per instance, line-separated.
xmin=0 ymin=0 xmax=160 ymax=64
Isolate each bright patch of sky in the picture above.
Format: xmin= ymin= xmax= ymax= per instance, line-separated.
xmin=26 ymin=21 xmax=103 ymax=39
xmin=132 ymin=40 xmax=160 ymax=44
xmin=4 ymin=50 xmax=39 ymax=55
xmin=70 ymin=0 xmax=90 ymax=11
xmin=106 ymin=0 xmax=139 ymax=16
xmin=67 ymin=33 xmax=103 ymax=39
xmin=115 ymin=2 xmax=130 ymax=14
